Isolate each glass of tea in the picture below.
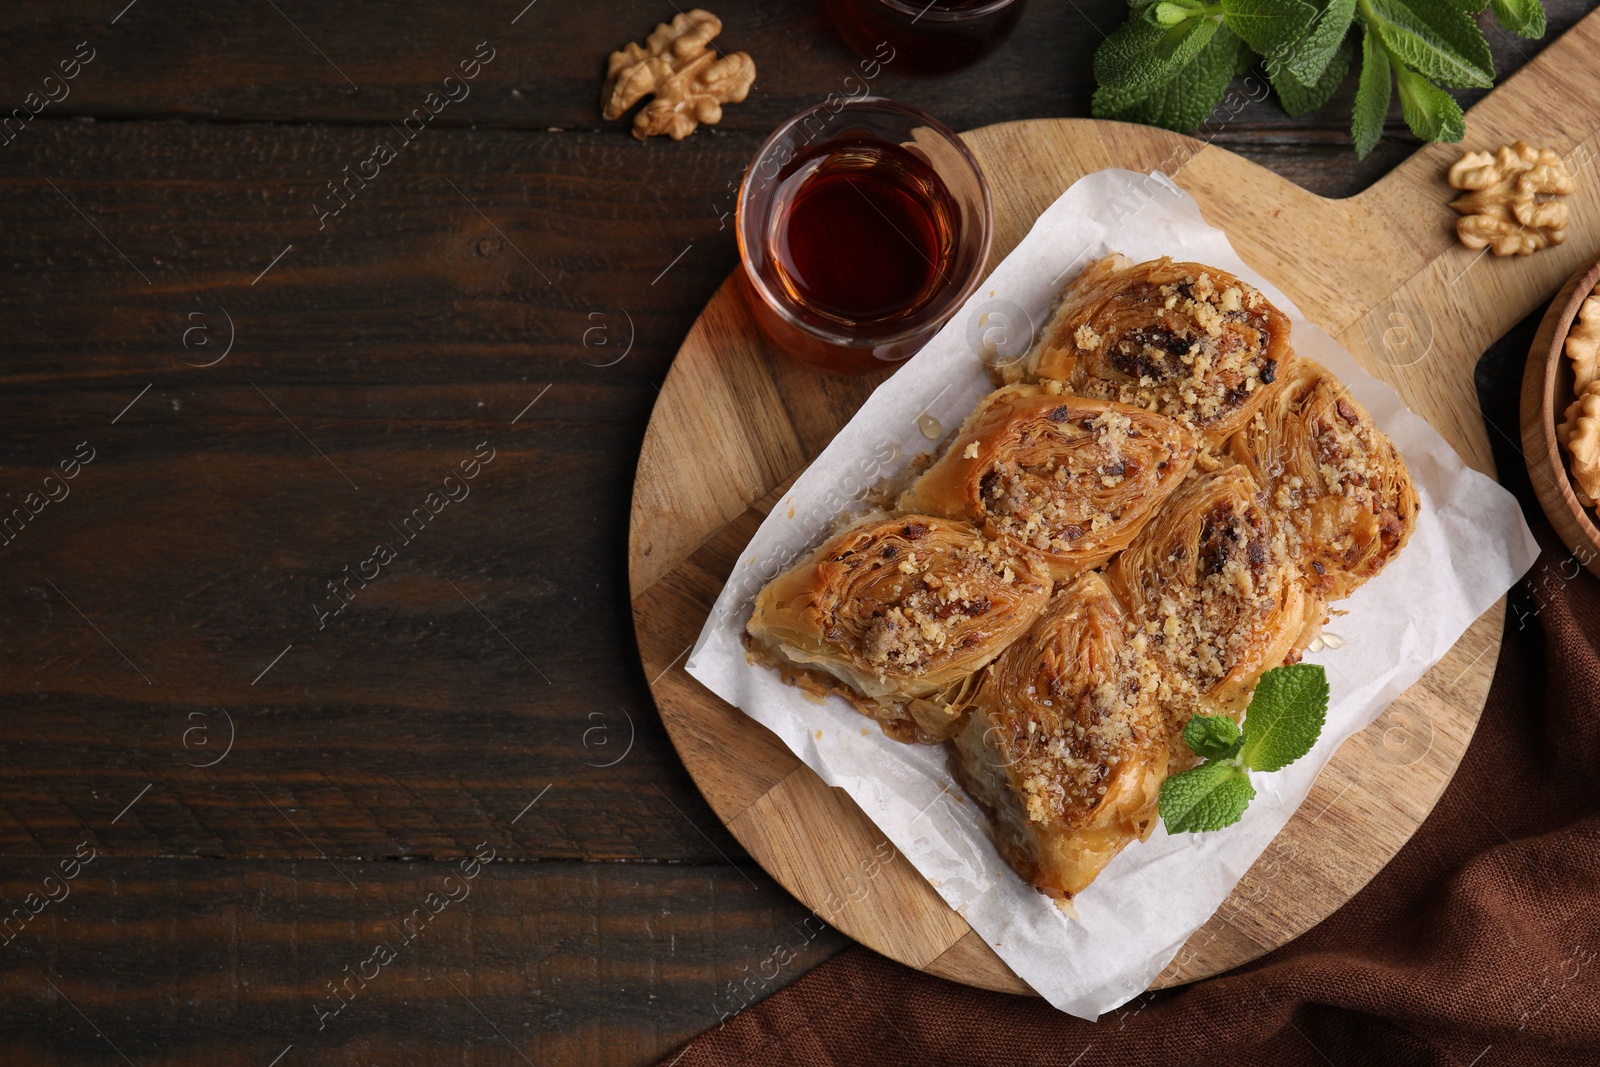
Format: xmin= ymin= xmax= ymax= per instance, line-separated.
xmin=822 ymin=0 xmax=1028 ymax=76
xmin=737 ymin=98 xmax=992 ymax=376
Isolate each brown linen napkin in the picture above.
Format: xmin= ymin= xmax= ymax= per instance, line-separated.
xmin=661 ymin=521 xmax=1600 ymax=1066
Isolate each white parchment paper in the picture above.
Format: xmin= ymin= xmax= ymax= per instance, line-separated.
xmin=685 ymin=169 xmax=1539 ymax=1020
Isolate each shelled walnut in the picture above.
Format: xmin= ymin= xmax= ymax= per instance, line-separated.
xmin=601 ymin=10 xmax=756 ymax=141
xmin=1559 ymin=288 xmax=1600 ymax=507
xmin=1563 ymin=382 xmax=1600 ymax=507
xmin=1567 ymin=293 xmax=1600 ymax=396
xmin=1447 ymin=141 xmax=1577 ymax=257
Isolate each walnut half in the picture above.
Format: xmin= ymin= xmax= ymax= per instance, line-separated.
xmin=1447 ymin=141 xmax=1577 ymax=257
xmin=1564 ymin=381 xmax=1600 ymax=507
xmin=601 ymin=10 xmax=756 ymax=141
xmin=1559 ymin=288 xmax=1600 ymax=455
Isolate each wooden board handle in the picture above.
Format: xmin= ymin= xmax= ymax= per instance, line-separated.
xmin=1364 ymin=7 xmax=1600 ymax=213
xmin=1309 ymin=8 xmax=1600 ymax=476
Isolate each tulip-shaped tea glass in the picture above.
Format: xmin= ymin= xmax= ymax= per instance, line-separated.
xmin=736 ymin=97 xmax=993 ymax=375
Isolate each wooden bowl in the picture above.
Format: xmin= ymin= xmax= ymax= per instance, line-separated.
xmin=1521 ymin=254 xmax=1600 ymax=576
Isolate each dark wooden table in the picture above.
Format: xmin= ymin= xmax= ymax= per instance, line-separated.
xmin=0 ymin=1 xmax=1591 ymax=1063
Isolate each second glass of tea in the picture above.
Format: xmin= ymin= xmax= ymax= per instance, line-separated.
xmin=823 ymin=0 xmax=1028 ymax=76
xmin=737 ymin=98 xmax=992 ymax=376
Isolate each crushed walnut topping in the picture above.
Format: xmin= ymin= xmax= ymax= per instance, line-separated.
xmin=1068 ymin=266 xmax=1282 ymax=437
xmin=979 ymin=584 xmax=1162 ymax=827
xmin=1114 ymin=472 xmax=1298 ymax=738
xmin=1232 ymin=362 xmax=1415 ymax=595
xmin=963 ymin=401 xmax=1187 ymax=562
xmin=812 ymin=520 xmax=1048 ymax=683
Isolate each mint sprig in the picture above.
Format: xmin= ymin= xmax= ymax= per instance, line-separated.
xmin=1090 ymin=0 xmax=1549 ymax=158
xmin=1095 ymin=26 xmax=1250 ymax=132
xmin=1158 ymin=664 xmax=1330 ymax=834
xmin=1488 ymin=0 xmax=1546 ymax=38
xmin=1352 ymin=22 xmax=1393 ymax=158
xmin=1395 ymin=62 xmax=1466 ymax=143
xmin=1218 ymin=0 xmax=1320 ymax=57
xmin=1271 ymin=34 xmax=1353 ymax=117
xmin=1361 ymin=0 xmax=1493 ymax=90
xmin=1093 ymin=14 xmax=1222 ymax=96
xmin=1182 ymin=713 xmax=1243 ymax=760
xmin=1283 ymin=0 xmax=1356 ymax=85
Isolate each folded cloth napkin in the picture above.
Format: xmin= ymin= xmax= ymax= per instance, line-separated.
xmin=660 ymin=520 xmax=1600 ymax=1066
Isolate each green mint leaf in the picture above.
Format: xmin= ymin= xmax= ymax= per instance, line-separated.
xmin=1222 ymin=0 xmax=1318 ymax=58
xmin=1238 ymin=663 xmax=1330 ymax=773
xmin=1363 ymin=0 xmax=1495 ymax=89
xmin=1092 ymin=79 xmax=1142 ymax=117
xmin=1273 ymin=33 xmax=1354 ymax=115
xmin=1184 ymin=715 xmax=1243 ymax=760
xmin=1488 ymin=0 xmax=1546 ymax=38
xmin=1153 ymin=1 xmax=1199 ymax=26
xmin=1094 ymin=25 xmax=1246 ymax=131
xmin=1395 ymin=65 xmax=1465 ymax=141
xmin=1094 ymin=14 xmax=1221 ymax=93
xmin=1352 ymin=25 xmax=1392 ymax=158
xmin=1284 ymin=0 xmax=1357 ymax=83
xmin=1160 ymin=760 xmax=1256 ymax=833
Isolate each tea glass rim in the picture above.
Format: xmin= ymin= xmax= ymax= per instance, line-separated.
xmin=736 ymin=96 xmax=994 ymax=350
xmin=872 ymin=0 xmax=1023 ymax=19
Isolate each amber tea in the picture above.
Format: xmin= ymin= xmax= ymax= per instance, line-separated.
xmin=767 ymin=139 xmax=958 ymax=330
xmin=737 ymin=99 xmax=992 ymax=375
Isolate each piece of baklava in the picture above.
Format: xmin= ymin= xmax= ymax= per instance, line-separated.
xmin=899 ymin=385 xmax=1197 ymax=582
xmin=951 ymin=572 xmax=1166 ymax=900
xmin=1006 ymin=255 xmax=1293 ymax=448
xmin=1106 ymin=465 xmax=1324 ymax=749
xmin=1225 ymin=359 xmax=1419 ymax=600
xmin=745 ymin=515 xmax=1052 ymax=743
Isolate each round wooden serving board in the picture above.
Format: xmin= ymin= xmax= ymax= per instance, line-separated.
xmin=630 ymin=10 xmax=1600 ymax=996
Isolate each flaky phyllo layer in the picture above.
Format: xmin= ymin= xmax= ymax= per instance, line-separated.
xmin=952 ymin=573 xmax=1167 ymax=899
xmin=900 ymin=384 xmax=1197 ymax=582
xmin=1003 ymin=255 xmax=1292 ymax=448
xmin=1227 ymin=359 xmax=1419 ymax=600
xmin=746 ymin=515 xmax=1052 ymax=743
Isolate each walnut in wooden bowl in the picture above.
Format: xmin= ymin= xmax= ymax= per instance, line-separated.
xmin=1520 ymin=254 xmax=1600 ymax=578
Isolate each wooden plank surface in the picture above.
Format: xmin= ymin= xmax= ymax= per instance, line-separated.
xmin=1 ymin=0 xmax=1592 ymax=193
xmin=0 ymin=0 xmax=1593 ymax=1061
xmin=0 ymin=858 xmax=846 ymax=1064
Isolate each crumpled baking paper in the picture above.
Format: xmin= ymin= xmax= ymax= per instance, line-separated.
xmin=685 ymin=169 xmax=1540 ymax=1020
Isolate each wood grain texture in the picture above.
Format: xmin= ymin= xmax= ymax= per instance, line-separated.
xmin=630 ymin=8 xmax=1600 ymax=996
xmin=0 ymin=118 xmax=766 ymax=863
xmin=0 ymin=856 xmax=847 ymax=1065
xmin=2 ymin=1 xmax=1593 ymax=196
xmin=0 ymin=2 xmax=1527 ymax=127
